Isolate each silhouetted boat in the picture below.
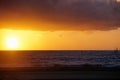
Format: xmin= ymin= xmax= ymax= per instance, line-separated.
xmin=113 ymin=48 xmax=119 ymax=53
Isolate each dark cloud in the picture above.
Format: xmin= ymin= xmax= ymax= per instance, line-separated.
xmin=0 ymin=0 xmax=120 ymax=31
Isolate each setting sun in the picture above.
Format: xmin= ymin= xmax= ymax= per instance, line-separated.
xmin=5 ymin=36 xmax=19 ymax=50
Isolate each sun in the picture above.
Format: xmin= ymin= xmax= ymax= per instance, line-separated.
xmin=5 ymin=36 xmax=19 ymax=50
xmin=117 ymin=0 xmax=120 ymax=2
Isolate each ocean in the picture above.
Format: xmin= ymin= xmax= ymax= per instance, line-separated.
xmin=0 ymin=50 xmax=120 ymax=68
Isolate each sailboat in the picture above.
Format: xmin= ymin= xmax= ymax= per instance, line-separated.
xmin=113 ymin=48 xmax=119 ymax=53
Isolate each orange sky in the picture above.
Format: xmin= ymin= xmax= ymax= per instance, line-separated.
xmin=0 ymin=29 xmax=120 ymax=50
xmin=0 ymin=0 xmax=120 ymax=50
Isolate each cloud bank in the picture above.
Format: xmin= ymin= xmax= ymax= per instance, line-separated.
xmin=0 ymin=0 xmax=120 ymax=31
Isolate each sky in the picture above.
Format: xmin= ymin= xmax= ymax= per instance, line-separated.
xmin=0 ymin=0 xmax=120 ymax=50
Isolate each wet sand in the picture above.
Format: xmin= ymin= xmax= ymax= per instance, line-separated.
xmin=0 ymin=71 xmax=120 ymax=80
xmin=0 ymin=65 xmax=120 ymax=80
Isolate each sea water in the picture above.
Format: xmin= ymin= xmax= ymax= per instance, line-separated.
xmin=0 ymin=50 xmax=120 ymax=68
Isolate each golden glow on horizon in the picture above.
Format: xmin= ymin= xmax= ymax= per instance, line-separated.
xmin=5 ymin=36 xmax=19 ymax=50
xmin=0 ymin=29 xmax=120 ymax=50
xmin=1 ymin=29 xmax=44 ymax=50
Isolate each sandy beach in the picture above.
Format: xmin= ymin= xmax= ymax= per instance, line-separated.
xmin=1 ymin=71 xmax=120 ymax=80
xmin=0 ymin=65 xmax=120 ymax=80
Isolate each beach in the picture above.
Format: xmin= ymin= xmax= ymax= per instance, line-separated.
xmin=0 ymin=65 xmax=120 ymax=80
xmin=1 ymin=71 xmax=120 ymax=80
